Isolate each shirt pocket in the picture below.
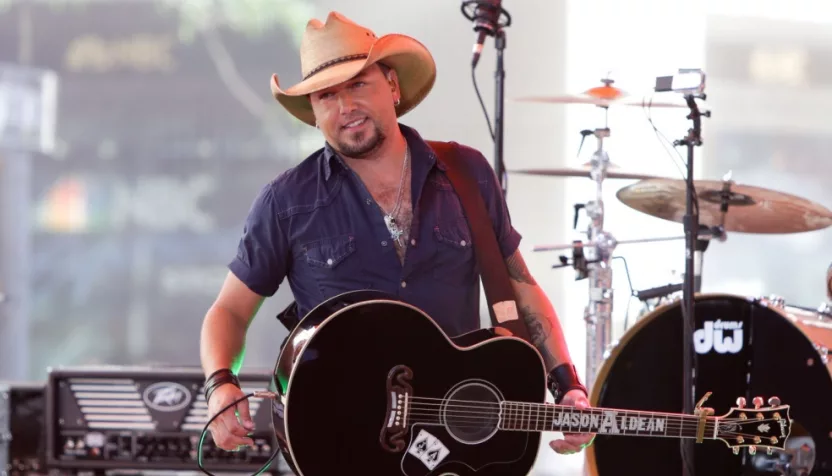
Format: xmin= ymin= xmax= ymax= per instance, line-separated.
xmin=431 ymin=220 xmax=476 ymax=285
xmin=301 ymin=234 xmax=365 ymax=297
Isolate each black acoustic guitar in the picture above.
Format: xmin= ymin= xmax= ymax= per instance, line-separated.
xmin=268 ymin=290 xmax=792 ymax=476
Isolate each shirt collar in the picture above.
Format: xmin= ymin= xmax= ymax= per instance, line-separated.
xmin=320 ymin=123 xmax=445 ymax=181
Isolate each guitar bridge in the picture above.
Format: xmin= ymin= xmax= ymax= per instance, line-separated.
xmin=379 ymin=365 xmax=413 ymax=453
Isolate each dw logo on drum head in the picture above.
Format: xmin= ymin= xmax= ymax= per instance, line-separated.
xmin=694 ymin=320 xmax=744 ymax=354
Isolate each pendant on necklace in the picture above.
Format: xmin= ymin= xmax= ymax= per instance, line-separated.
xmin=384 ymin=214 xmax=403 ymax=243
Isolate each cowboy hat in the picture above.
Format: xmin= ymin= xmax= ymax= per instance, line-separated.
xmin=270 ymin=12 xmax=436 ymax=127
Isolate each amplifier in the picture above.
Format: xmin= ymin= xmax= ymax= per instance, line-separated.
xmin=1 ymin=382 xmax=48 ymax=476
xmin=45 ymin=366 xmax=287 ymax=474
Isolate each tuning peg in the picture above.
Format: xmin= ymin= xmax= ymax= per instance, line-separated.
xmin=753 ymin=396 xmax=764 ymax=409
xmin=733 ymin=447 xmax=740 ymax=455
xmin=736 ymin=397 xmax=746 ymax=408
xmin=748 ymin=446 xmax=757 ymax=455
xmin=768 ymin=396 xmax=781 ymax=406
xmin=767 ymin=447 xmax=774 ymax=455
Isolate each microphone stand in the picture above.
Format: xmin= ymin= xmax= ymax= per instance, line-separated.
xmin=461 ymin=0 xmax=511 ymax=196
xmin=674 ymin=93 xmax=707 ymax=476
xmin=494 ymin=29 xmax=506 ymax=196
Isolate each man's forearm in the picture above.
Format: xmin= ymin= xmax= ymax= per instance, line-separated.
xmin=505 ymin=251 xmax=574 ymax=372
xmin=517 ymin=290 xmax=573 ymax=371
xmin=200 ymin=306 xmax=249 ymax=377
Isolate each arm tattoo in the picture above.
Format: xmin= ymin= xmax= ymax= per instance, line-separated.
xmin=519 ymin=305 xmax=557 ymax=367
xmin=506 ymin=250 xmax=537 ymax=285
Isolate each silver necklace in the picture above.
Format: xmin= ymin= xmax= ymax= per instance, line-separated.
xmin=382 ymin=145 xmax=410 ymax=246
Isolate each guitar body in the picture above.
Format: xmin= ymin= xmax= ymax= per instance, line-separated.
xmin=269 ymin=290 xmax=548 ymax=476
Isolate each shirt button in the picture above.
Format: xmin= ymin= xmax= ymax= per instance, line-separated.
xmin=460 ymin=240 xmax=467 ymax=246
xmin=326 ymin=258 xmax=333 ymax=266
xmin=381 ymin=240 xmax=388 ymax=247
xmin=401 ymin=281 xmax=407 ymax=288
xmin=365 ymin=198 xmax=372 ymax=205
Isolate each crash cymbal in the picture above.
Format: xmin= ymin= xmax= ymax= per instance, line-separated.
xmin=510 ymin=166 xmax=661 ymax=181
xmin=515 ymin=93 xmax=686 ymax=109
xmin=516 ymin=77 xmax=688 ymax=108
xmin=617 ymin=178 xmax=832 ymax=234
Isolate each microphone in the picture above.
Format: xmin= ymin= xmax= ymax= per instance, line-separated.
xmin=461 ymin=0 xmax=511 ymax=68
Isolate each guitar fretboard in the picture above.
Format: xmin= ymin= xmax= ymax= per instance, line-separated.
xmin=499 ymin=402 xmax=717 ymax=439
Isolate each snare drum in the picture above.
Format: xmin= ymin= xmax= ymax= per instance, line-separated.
xmin=585 ymin=294 xmax=832 ymax=476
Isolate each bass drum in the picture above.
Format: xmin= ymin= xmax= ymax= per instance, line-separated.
xmin=585 ymin=294 xmax=832 ymax=476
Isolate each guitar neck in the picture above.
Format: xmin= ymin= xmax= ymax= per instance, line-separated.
xmin=499 ymin=402 xmax=717 ymax=440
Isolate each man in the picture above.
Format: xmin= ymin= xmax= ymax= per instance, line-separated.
xmin=199 ymin=11 xmax=594 ymax=459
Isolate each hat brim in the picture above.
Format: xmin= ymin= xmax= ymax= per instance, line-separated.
xmin=271 ymin=34 xmax=436 ymax=126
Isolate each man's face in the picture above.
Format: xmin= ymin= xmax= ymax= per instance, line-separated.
xmin=309 ymin=64 xmax=400 ymax=159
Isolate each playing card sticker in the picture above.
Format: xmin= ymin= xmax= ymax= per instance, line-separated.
xmin=407 ymin=429 xmax=450 ymax=470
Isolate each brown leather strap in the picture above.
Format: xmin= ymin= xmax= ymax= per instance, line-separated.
xmin=427 ymin=140 xmax=530 ymax=342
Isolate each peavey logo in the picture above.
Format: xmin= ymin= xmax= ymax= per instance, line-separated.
xmin=142 ymin=382 xmax=192 ymax=412
xmin=694 ymin=320 xmax=743 ymax=354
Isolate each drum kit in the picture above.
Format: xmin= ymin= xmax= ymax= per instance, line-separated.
xmin=511 ymin=78 xmax=832 ymax=476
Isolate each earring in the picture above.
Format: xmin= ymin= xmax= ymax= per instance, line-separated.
xmin=394 ymin=98 xmax=401 ymax=106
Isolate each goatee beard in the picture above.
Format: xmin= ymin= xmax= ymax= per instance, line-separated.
xmin=337 ymin=122 xmax=386 ymax=159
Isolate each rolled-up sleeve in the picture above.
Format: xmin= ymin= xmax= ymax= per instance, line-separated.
xmin=228 ymin=183 xmax=288 ymax=297
xmin=458 ymin=146 xmax=522 ymax=259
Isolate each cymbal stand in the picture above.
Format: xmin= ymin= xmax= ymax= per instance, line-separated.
xmin=578 ymin=122 xmax=619 ymax=392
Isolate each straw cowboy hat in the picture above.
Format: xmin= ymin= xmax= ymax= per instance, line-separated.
xmin=270 ymin=12 xmax=437 ymax=126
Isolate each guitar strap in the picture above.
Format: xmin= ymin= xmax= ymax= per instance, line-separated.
xmin=427 ymin=140 xmax=532 ymax=342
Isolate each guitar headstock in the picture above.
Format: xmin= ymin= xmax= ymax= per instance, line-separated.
xmin=717 ymin=396 xmax=792 ymax=455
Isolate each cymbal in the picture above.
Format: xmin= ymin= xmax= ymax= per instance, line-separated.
xmin=617 ymin=178 xmax=832 ymax=234
xmin=510 ymin=165 xmax=661 ymax=181
xmin=516 ymin=78 xmax=688 ymax=108
xmin=515 ymin=94 xmax=687 ymax=109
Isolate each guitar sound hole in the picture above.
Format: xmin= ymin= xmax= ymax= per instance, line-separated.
xmin=441 ymin=381 xmax=501 ymax=445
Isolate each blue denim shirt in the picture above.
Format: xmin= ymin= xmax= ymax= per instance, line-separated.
xmin=229 ymin=124 xmax=522 ymax=337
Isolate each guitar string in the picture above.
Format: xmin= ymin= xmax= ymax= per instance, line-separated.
xmin=404 ymin=409 xmax=783 ymax=432
xmin=404 ymin=401 xmax=781 ymax=425
xmin=399 ymin=414 xmax=777 ymax=441
xmin=406 ymin=394 xmax=782 ymax=418
xmin=400 ymin=403 xmax=783 ymax=440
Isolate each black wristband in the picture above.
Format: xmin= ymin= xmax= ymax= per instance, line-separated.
xmin=204 ymin=368 xmax=240 ymax=403
xmin=547 ymin=363 xmax=588 ymax=404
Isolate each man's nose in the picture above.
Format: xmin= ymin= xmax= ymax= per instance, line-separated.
xmin=338 ymin=94 xmax=356 ymax=114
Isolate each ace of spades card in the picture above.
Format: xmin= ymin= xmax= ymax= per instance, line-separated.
xmin=407 ymin=429 xmax=450 ymax=470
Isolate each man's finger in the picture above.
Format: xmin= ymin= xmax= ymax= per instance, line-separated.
xmin=221 ymin=409 xmax=251 ymax=438
xmin=549 ymin=439 xmax=582 ymax=454
xmin=236 ymin=401 xmax=255 ymax=431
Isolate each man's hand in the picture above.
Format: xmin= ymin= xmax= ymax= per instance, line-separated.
xmin=207 ymin=384 xmax=256 ymax=451
xmin=549 ymin=389 xmax=595 ymax=455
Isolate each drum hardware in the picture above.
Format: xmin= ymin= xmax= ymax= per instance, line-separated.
xmin=569 ymin=120 xmax=618 ymax=393
xmin=750 ymin=435 xmax=816 ymax=476
xmin=634 ymin=282 xmax=684 ymax=302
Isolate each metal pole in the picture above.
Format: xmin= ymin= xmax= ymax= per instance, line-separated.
xmin=0 ymin=150 xmax=32 ymax=380
xmin=0 ymin=61 xmax=58 ymax=381
xmin=582 ymin=125 xmax=617 ymax=392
